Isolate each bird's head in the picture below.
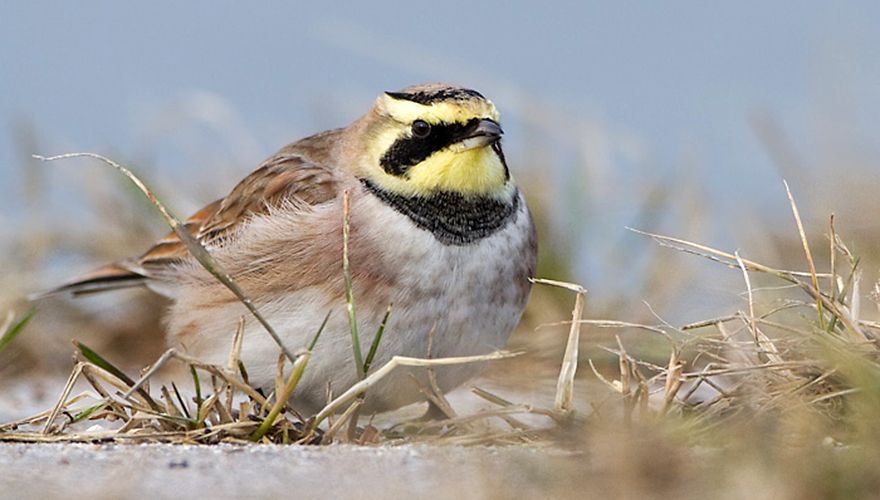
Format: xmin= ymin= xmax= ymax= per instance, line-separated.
xmin=354 ymin=83 xmax=512 ymax=199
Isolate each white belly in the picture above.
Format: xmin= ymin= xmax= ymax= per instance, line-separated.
xmin=169 ymin=193 xmax=534 ymax=415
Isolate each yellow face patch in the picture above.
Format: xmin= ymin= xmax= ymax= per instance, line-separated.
xmin=362 ymin=93 xmax=511 ymax=198
xmin=373 ymin=145 xmax=511 ymax=197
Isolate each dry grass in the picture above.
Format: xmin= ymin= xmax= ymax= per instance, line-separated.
xmin=0 ymin=291 xmax=580 ymax=447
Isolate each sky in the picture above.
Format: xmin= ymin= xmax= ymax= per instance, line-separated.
xmin=2 ymin=1 xmax=879 ymax=304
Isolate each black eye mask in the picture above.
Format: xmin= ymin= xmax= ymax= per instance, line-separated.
xmin=380 ymin=118 xmax=482 ymax=176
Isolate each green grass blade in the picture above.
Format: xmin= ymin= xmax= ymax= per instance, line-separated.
xmin=249 ymin=352 xmax=311 ymax=442
xmin=309 ymin=310 xmax=332 ymax=351
xmin=171 ymin=382 xmax=192 ymax=419
xmin=238 ymin=360 xmax=250 ymax=385
xmin=190 ymin=365 xmax=203 ymax=419
xmin=363 ymin=305 xmax=392 ymax=376
xmin=71 ymin=402 xmax=107 ymax=423
xmin=0 ymin=308 xmax=35 ymax=353
xmin=76 ymin=341 xmax=136 ymax=386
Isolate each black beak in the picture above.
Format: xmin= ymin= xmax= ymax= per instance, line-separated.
xmin=453 ymin=119 xmax=503 ymax=151
xmin=470 ymin=119 xmax=503 ymax=138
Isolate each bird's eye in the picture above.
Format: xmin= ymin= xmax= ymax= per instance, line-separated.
xmin=411 ymin=120 xmax=431 ymax=139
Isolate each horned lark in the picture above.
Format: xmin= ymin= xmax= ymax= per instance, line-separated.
xmin=58 ymin=83 xmax=537 ymax=414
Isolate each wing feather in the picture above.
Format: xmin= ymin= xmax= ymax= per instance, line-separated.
xmin=48 ymin=137 xmax=341 ymax=297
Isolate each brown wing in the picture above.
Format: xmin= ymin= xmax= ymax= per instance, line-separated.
xmin=48 ymin=142 xmax=340 ymax=297
xmin=138 ymin=153 xmax=338 ymax=270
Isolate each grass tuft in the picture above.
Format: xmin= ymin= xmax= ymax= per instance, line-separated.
xmin=0 ymin=308 xmax=35 ymax=354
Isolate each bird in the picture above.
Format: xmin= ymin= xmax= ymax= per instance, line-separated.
xmin=54 ymin=83 xmax=537 ymax=415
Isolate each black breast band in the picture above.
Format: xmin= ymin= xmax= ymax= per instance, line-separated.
xmin=360 ymin=179 xmax=519 ymax=246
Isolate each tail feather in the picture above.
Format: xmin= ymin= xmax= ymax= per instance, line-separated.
xmin=35 ymin=262 xmax=148 ymax=299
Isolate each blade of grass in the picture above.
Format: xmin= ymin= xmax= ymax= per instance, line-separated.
xmin=342 ymin=190 xmax=365 ymax=380
xmin=363 ymin=305 xmax=391 ymax=375
xmin=250 ymin=314 xmax=328 ymax=441
xmin=626 ymin=227 xmax=818 ymax=283
xmin=735 ymin=251 xmax=760 ymax=347
xmin=661 ymin=350 xmax=683 ymax=414
xmin=70 ymin=402 xmax=108 ymax=424
xmin=42 ymin=363 xmax=85 ymax=434
xmin=829 ymin=214 xmax=837 ymax=306
xmin=783 ymin=180 xmax=825 ymax=330
xmin=170 ymin=382 xmax=192 ymax=419
xmin=310 ymin=310 xmax=332 ymax=351
xmin=120 ymin=348 xmax=178 ymax=401
xmin=238 ymin=360 xmax=250 ymax=385
xmin=190 ymin=365 xmax=203 ymax=420
xmin=827 ymin=253 xmax=860 ymax=335
xmin=312 ymin=350 xmax=522 ymax=428
xmin=250 ymin=350 xmax=311 ymax=442
xmin=227 ymin=316 xmax=246 ymax=371
xmin=533 ymin=278 xmax=587 ymax=414
xmin=322 ymin=399 xmax=363 ymax=442
xmin=0 ymin=308 xmax=35 ymax=353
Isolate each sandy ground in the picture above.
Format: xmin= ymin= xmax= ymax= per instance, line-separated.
xmin=0 ymin=360 xmax=590 ymax=499
xmin=0 ymin=442 xmax=572 ymax=500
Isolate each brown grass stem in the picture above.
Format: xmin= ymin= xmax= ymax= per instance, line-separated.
xmin=532 ymin=278 xmax=587 ymax=413
xmin=312 ymin=350 xmax=521 ymax=426
xmin=341 ymin=190 xmax=365 ymax=380
xmin=783 ymin=180 xmax=826 ymax=330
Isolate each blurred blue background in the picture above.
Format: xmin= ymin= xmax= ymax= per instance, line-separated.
xmin=2 ymin=1 xmax=879 ymax=317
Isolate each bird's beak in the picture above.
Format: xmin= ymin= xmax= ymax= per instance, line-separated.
xmin=452 ymin=119 xmax=504 ymax=152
